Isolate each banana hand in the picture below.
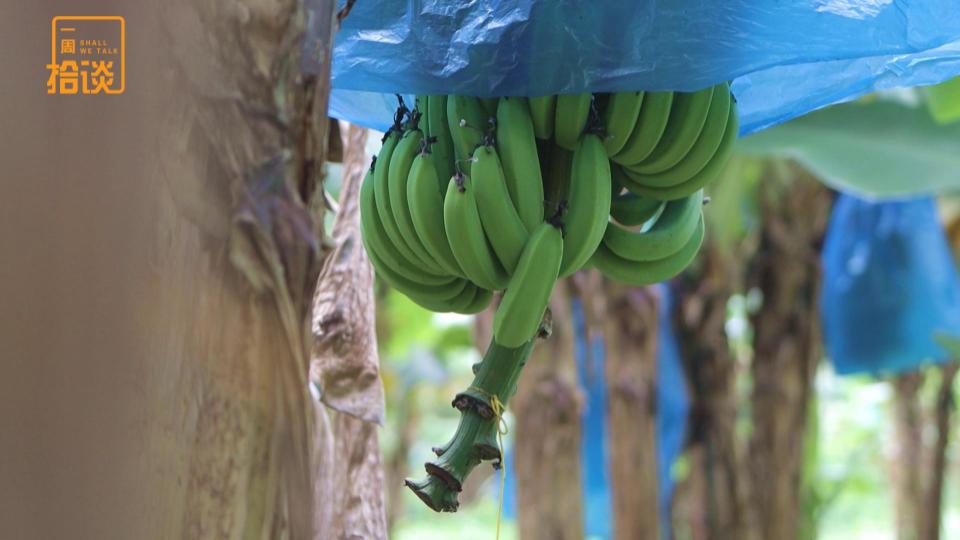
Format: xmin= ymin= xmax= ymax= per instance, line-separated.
xmin=495 ymin=97 xmax=545 ymax=232
xmin=558 ymin=133 xmax=612 ymax=277
xmin=592 ymin=215 xmax=705 ymax=286
xmin=493 ymin=222 xmax=563 ymax=347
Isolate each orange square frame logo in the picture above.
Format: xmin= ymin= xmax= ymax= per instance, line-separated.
xmin=48 ymin=16 xmax=125 ymax=95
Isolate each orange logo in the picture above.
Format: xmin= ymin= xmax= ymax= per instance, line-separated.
xmin=47 ymin=16 xmax=125 ymax=95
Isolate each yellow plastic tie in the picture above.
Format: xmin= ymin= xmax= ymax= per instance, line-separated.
xmin=468 ymin=387 xmax=509 ymax=540
xmin=491 ymin=394 xmax=507 ymax=540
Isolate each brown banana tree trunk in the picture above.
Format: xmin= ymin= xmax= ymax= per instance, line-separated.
xmin=573 ymin=269 xmax=664 ymax=539
xmin=311 ymin=124 xmax=388 ymax=539
xmin=673 ymin=242 xmax=755 ymax=540
xmin=922 ymin=362 xmax=958 ymax=540
xmin=6 ymin=0 xmax=359 ymax=538
xmin=891 ymin=372 xmax=925 ymax=540
xmin=512 ymin=281 xmax=585 ymax=540
xmin=603 ymin=282 xmax=662 ymax=540
xmin=4 ymin=0 xmax=338 ymax=536
xmin=747 ymin=166 xmax=832 ymax=540
xmin=147 ymin=0 xmax=340 ymax=537
xmin=890 ymin=362 xmax=958 ymax=540
xmin=384 ymin=394 xmax=419 ymax=532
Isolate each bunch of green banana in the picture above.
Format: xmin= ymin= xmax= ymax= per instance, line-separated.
xmin=357 ymin=86 xmax=739 ymax=513
xmin=612 ymin=83 xmax=739 ymax=201
xmin=591 ymin=190 xmax=706 ymax=285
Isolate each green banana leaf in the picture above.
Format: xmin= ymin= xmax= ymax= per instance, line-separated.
xmin=925 ymin=77 xmax=960 ymax=124
xmin=736 ymin=100 xmax=960 ymax=198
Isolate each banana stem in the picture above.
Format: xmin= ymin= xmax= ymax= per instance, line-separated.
xmin=405 ymin=334 xmax=538 ymax=512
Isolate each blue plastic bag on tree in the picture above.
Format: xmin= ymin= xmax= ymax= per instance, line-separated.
xmin=502 ymin=285 xmax=689 ymax=539
xmin=500 ymin=298 xmax=612 ymax=538
xmin=821 ymin=194 xmax=960 ymax=375
xmin=574 ymin=301 xmax=613 ymax=539
xmin=312 ymin=0 xmax=960 ymax=134
xmin=655 ymin=285 xmax=689 ymax=529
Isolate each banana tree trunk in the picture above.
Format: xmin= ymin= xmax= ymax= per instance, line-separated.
xmin=922 ymin=362 xmax=957 ymax=540
xmin=890 ymin=362 xmax=958 ymax=540
xmin=603 ymin=283 xmax=662 ymax=540
xmin=747 ymin=166 xmax=831 ymax=540
xmin=148 ymin=0 xmax=337 ymax=537
xmin=3 ymin=0 xmax=338 ymax=537
xmin=311 ymin=124 xmax=388 ymax=539
xmin=891 ymin=372 xmax=925 ymax=540
xmin=384 ymin=394 xmax=419 ymax=532
xmin=512 ymin=282 xmax=585 ymax=540
xmin=673 ymin=242 xmax=756 ymax=540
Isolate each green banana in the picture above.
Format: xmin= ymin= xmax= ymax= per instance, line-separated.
xmin=554 ymin=92 xmax=592 ymax=150
xmin=619 ymin=103 xmax=739 ymax=201
xmin=591 ymin=215 xmax=705 ymax=286
xmin=426 ymin=95 xmax=457 ymax=192
xmin=495 ymin=97 xmax=544 ymax=232
xmin=480 ymin=97 xmax=499 ymax=116
xmin=367 ymin=247 xmax=474 ymax=311
xmin=602 ymin=91 xmax=645 ymax=156
xmin=409 ymin=279 xmax=483 ymax=313
xmin=458 ymin=286 xmax=494 ymax=314
xmin=360 ymin=165 xmax=452 ymax=286
xmin=493 ymin=222 xmax=563 ymax=347
xmin=443 ymin=174 xmax=510 ymax=291
xmin=613 ymin=91 xmax=674 ymax=166
xmin=416 ymin=96 xmax=430 ymax=137
xmin=445 ymin=283 xmax=487 ymax=313
xmin=373 ymin=128 xmax=403 ymax=243
xmin=610 ymin=193 xmax=665 ymax=227
xmin=611 ymin=161 xmax=625 ymax=198
xmin=472 ymin=145 xmax=529 ymax=274
xmin=374 ymin=129 xmax=435 ymax=268
xmin=363 ymin=165 xmax=469 ymax=304
xmin=394 ymin=279 xmax=488 ymax=314
xmin=388 ymin=127 xmax=444 ymax=272
xmin=543 ymin=146 xmax=573 ymax=218
xmin=558 ymin=133 xmax=612 ymax=277
xmin=603 ymin=190 xmax=703 ymax=261
xmin=623 ymin=86 xmax=730 ymax=188
xmin=447 ymin=95 xmax=489 ymax=174
xmin=408 ymin=151 xmax=463 ymax=276
xmin=630 ymin=85 xmax=715 ymax=174
xmin=528 ymin=95 xmax=557 ymax=140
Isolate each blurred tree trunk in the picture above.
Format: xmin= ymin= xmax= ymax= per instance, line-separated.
xmin=374 ymin=290 xmax=409 ymax=533
xmin=673 ymin=242 xmax=755 ymax=540
xmin=601 ymin=282 xmax=662 ymax=540
xmin=311 ymin=124 xmax=388 ymax=539
xmin=384 ymin=393 xmax=419 ymax=532
xmin=746 ymin=166 xmax=831 ymax=540
xmin=513 ymin=282 xmax=585 ymax=540
xmin=150 ymin=0 xmax=354 ymax=537
xmin=892 ymin=372 xmax=925 ymax=540
xmin=574 ymin=270 xmax=664 ymax=539
xmin=890 ymin=362 xmax=958 ymax=540
xmin=922 ymin=362 xmax=957 ymax=540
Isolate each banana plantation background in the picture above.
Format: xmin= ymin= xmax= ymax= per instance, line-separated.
xmin=359 ymin=128 xmax=960 ymax=540
xmin=5 ymin=2 xmax=960 ymax=540
xmin=333 ymin=95 xmax=960 ymax=540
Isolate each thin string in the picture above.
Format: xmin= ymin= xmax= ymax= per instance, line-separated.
xmin=468 ymin=387 xmax=509 ymax=540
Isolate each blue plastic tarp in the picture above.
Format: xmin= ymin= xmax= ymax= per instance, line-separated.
xmin=502 ymin=286 xmax=689 ymax=539
xmin=821 ymin=193 xmax=960 ymax=375
xmin=574 ymin=301 xmax=613 ymax=539
xmin=316 ymin=1 xmax=960 ymax=135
